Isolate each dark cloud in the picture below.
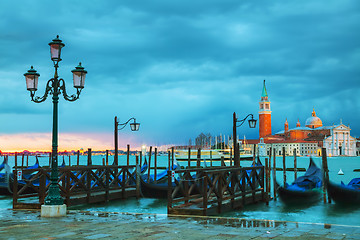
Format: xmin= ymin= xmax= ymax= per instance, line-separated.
xmin=0 ymin=0 xmax=359 ymax=148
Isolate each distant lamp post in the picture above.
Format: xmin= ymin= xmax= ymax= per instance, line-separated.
xmin=24 ymin=35 xmax=87 ymax=211
xmin=233 ymin=113 xmax=257 ymax=167
xmin=114 ymin=116 xmax=140 ymax=165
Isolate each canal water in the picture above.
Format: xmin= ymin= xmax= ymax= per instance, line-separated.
xmin=1 ymin=154 xmax=359 ymax=226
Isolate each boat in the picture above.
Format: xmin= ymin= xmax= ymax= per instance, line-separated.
xmin=7 ymin=158 xmax=42 ymax=194
xmin=174 ymin=148 xmax=252 ymax=161
xmin=0 ymin=158 xmax=11 ymax=195
xmin=140 ymin=163 xmax=182 ymax=198
xmin=276 ymin=158 xmax=322 ymax=204
xmin=326 ymin=178 xmax=360 ymax=205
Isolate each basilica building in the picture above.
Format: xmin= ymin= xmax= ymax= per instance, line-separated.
xmin=244 ymin=81 xmax=358 ymax=156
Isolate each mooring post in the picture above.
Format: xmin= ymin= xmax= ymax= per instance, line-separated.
xmin=293 ymin=148 xmax=297 ymax=179
xmin=322 ymin=148 xmax=331 ymax=203
xmin=282 ymin=147 xmax=286 ymax=187
xmin=230 ymin=147 xmax=233 ymax=166
xmin=140 ymin=150 xmax=143 ymax=167
xmin=210 ymin=150 xmax=213 ymax=167
xmin=13 ymin=152 xmax=18 ymax=208
xmin=106 ymin=150 xmax=109 ymax=165
xmin=68 ymin=154 xmax=71 ymax=166
xmin=188 ymin=147 xmax=191 ymax=169
xmin=136 ymin=155 xmax=140 ymax=199
xmin=87 ymin=148 xmax=92 ymax=165
xmin=148 ymin=146 xmax=153 ymax=183
xmin=49 ymin=152 xmax=51 ymax=167
xmin=21 ymin=154 xmax=24 ymax=168
xmin=253 ymin=144 xmax=256 ymax=162
xmin=102 ymin=158 xmax=105 ymax=166
xmin=77 ymin=150 xmax=80 ymax=166
xmin=26 ymin=155 xmax=29 ymax=167
xmin=168 ymin=150 xmax=171 ymax=170
xmin=265 ymin=157 xmax=269 ymax=205
xmin=268 ymin=148 xmax=272 ymax=196
xmin=197 ymin=148 xmax=201 ymax=168
xmin=127 ymin=144 xmax=130 ymax=166
xmin=273 ymin=148 xmax=277 ymax=201
xmin=154 ymin=148 xmax=158 ymax=183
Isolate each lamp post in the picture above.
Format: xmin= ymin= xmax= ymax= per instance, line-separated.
xmin=114 ymin=116 xmax=140 ymax=165
xmin=24 ymin=35 xmax=87 ymax=208
xmin=233 ymin=112 xmax=257 ymax=167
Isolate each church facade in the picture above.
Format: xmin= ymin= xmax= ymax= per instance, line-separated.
xmin=245 ymin=80 xmax=358 ymax=157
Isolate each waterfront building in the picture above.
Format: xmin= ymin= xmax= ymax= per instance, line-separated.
xmin=245 ymin=81 xmax=357 ymax=157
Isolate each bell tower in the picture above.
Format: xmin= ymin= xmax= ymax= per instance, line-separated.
xmin=259 ymin=80 xmax=272 ymax=138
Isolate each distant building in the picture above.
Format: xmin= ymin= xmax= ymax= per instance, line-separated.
xmin=246 ymin=81 xmax=357 ymax=157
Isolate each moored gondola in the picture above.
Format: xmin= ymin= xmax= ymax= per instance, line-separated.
xmin=326 ymin=178 xmax=360 ymax=205
xmin=277 ymin=158 xmax=322 ymax=204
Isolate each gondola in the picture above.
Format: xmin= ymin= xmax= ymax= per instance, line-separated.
xmin=277 ymin=158 xmax=322 ymax=204
xmin=7 ymin=158 xmax=42 ymax=194
xmin=0 ymin=158 xmax=11 ymax=195
xmin=326 ymin=178 xmax=360 ymax=205
xmin=140 ymin=163 xmax=180 ymax=198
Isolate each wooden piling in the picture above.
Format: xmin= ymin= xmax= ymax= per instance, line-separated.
xmin=265 ymin=157 xmax=269 ymax=205
xmin=188 ymin=148 xmax=191 ymax=169
xmin=21 ymin=154 xmax=24 ymax=168
xmin=87 ymin=148 xmax=92 ymax=165
xmin=68 ymin=155 xmax=71 ymax=166
xmin=273 ymin=148 xmax=277 ymax=201
xmin=102 ymin=158 xmax=105 ymax=165
xmin=49 ymin=152 xmax=51 ymax=166
xmin=230 ymin=147 xmax=233 ymax=166
xmin=154 ymin=148 xmax=158 ymax=183
xmin=197 ymin=148 xmax=201 ymax=168
xmin=136 ymin=155 xmax=140 ymax=198
xmin=139 ymin=151 xmax=142 ymax=167
xmin=26 ymin=155 xmax=29 ymax=167
xmin=282 ymin=147 xmax=286 ymax=186
xmin=210 ymin=150 xmax=213 ymax=167
xmin=77 ymin=150 xmax=80 ymax=166
xmin=253 ymin=144 xmax=256 ymax=162
xmin=168 ymin=150 xmax=171 ymax=170
xmin=106 ymin=150 xmax=109 ymax=165
xmin=148 ymin=146 xmax=153 ymax=183
xmin=267 ymin=152 xmax=271 ymax=196
xmin=127 ymin=144 xmax=130 ymax=166
xmin=322 ymin=148 xmax=331 ymax=203
xmin=293 ymin=148 xmax=297 ymax=179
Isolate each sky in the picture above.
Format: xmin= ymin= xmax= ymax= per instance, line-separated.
xmin=0 ymin=0 xmax=359 ymax=152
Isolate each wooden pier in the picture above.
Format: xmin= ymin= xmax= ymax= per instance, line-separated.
xmin=167 ymin=165 xmax=269 ymax=216
xmin=12 ymin=164 xmax=139 ymax=209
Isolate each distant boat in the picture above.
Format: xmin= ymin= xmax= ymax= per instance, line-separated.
xmin=174 ymin=148 xmax=252 ymax=161
xmin=338 ymin=169 xmax=344 ymax=175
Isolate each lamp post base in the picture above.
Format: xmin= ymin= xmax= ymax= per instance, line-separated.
xmin=41 ymin=204 xmax=66 ymax=217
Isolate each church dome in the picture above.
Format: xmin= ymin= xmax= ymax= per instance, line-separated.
xmin=305 ymin=109 xmax=322 ymax=129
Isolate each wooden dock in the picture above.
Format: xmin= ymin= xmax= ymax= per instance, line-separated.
xmin=167 ymin=165 xmax=269 ymax=216
xmin=12 ymin=164 xmax=139 ymax=209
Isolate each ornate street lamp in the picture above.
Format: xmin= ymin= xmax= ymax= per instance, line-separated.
xmin=232 ymin=113 xmax=257 ymax=166
xmin=24 ymin=35 xmax=87 ymax=207
xmin=114 ymin=116 xmax=140 ymax=165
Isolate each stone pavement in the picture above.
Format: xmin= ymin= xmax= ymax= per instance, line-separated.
xmin=0 ymin=209 xmax=360 ymax=239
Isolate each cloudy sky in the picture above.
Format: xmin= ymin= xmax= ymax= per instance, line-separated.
xmin=0 ymin=0 xmax=359 ymax=151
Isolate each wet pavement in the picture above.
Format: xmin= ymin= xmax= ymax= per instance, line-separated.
xmin=0 ymin=208 xmax=360 ymax=239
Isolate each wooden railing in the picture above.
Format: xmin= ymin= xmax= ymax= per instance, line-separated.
xmin=168 ymin=166 xmax=266 ymax=215
xmin=12 ymin=165 xmax=138 ymax=209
